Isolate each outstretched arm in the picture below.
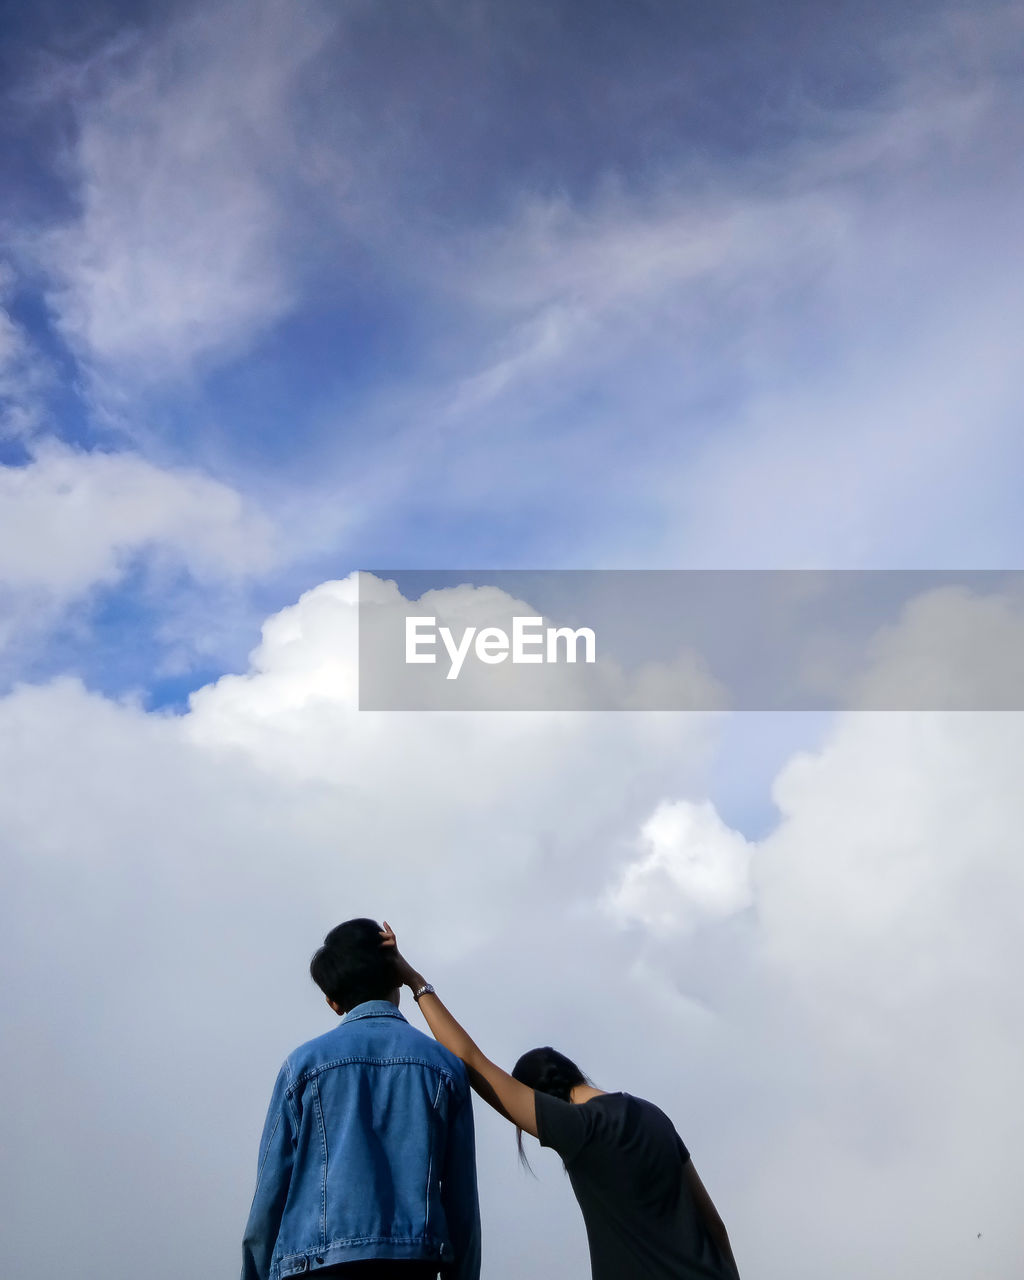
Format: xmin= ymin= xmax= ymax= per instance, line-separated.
xmin=381 ymin=923 xmax=538 ymax=1137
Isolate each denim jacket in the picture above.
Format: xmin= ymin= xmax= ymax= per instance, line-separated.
xmin=241 ymin=1001 xmax=480 ymax=1280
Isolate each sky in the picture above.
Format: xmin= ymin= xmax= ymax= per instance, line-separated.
xmin=1 ymin=1 xmax=1023 ymax=1277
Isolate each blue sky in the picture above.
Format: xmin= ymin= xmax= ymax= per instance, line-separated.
xmin=2 ymin=5 xmax=1024 ymax=1279
xmin=3 ymin=0 xmax=1023 ymax=703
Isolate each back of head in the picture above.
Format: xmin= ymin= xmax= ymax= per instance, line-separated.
xmin=310 ymin=917 xmax=399 ymax=1012
xmin=511 ymin=1046 xmax=589 ymax=1170
xmin=512 ymin=1046 xmax=587 ymax=1101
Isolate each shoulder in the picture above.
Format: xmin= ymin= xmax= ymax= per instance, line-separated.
xmin=403 ymin=1024 xmax=471 ymax=1092
xmin=536 ymin=1092 xmax=666 ymax=1151
xmin=625 ymin=1093 xmax=669 ymax=1121
xmin=283 ymin=1023 xmax=348 ymax=1075
xmin=393 ymin=1017 xmax=469 ymax=1076
xmin=622 ymin=1094 xmax=691 ymax=1159
xmin=534 ymin=1091 xmax=591 ymax=1160
xmin=286 ymin=1017 xmax=467 ymax=1087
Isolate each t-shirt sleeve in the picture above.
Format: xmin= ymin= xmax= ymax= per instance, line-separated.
xmin=534 ymin=1091 xmax=592 ymax=1165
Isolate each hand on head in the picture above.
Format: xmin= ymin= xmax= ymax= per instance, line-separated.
xmin=380 ymin=921 xmax=422 ymax=990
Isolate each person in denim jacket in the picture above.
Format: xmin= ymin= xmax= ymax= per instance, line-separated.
xmin=241 ymin=919 xmax=481 ymax=1280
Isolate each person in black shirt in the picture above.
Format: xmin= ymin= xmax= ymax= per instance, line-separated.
xmin=380 ymin=924 xmax=740 ymax=1280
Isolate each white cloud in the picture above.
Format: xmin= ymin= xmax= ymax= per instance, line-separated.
xmin=14 ymin=0 xmax=1021 ymax=586
xmin=855 ymin=583 xmax=1024 ymax=709
xmin=365 ymin=9 xmax=1024 ymax=571
xmin=433 ymin=72 xmax=986 ymax=423
xmin=0 ymin=441 xmax=273 ymax=595
xmin=351 ymin=576 xmax=724 ymax=712
xmin=3 ymin=573 xmax=1022 ymax=1278
xmin=0 ymin=573 xmax=713 ymax=1279
xmin=734 ymin=703 xmax=1024 ymax=1277
xmin=607 ymin=798 xmax=753 ymax=936
xmin=38 ymin=0 xmax=333 ymax=384
xmin=0 ymin=442 xmax=275 ymax=662
xmin=1 ymin=2 xmax=1022 ymax=1274
xmin=0 ymin=275 xmax=50 ymax=439
xmin=606 ymin=585 xmax=1024 ymax=1278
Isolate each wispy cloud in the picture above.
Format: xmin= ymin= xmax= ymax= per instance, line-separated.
xmin=0 ymin=270 xmax=51 ymax=439
xmin=329 ymin=6 xmax=1024 ymax=569
xmin=8 ymin=0 xmax=1022 ymax=586
xmin=35 ymin=0 xmax=334 ymax=390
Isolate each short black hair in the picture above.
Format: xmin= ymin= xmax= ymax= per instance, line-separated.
xmin=310 ymin=917 xmax=399 ymax=1010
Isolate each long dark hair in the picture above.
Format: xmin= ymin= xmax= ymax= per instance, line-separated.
xmin=511 ymin=1046 xmax=589 ymax=1171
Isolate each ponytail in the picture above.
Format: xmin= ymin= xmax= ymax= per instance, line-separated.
xmin=511 ymin=1046 xmax=589 ymax=1172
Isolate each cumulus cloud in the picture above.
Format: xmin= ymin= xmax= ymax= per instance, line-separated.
xmin=607 ymin=799 xmax=753 ymax=936
xmin=2 ymin=573 xmax=1023 ymax=1278
xmin=354 ymin=574 xmax=724 ymax=712
xmin=854 ymin=583 xmax=1024 ymax=709
xmin=0 ymin=573 xmax=712 ymax=1279
xmin=0 ymin=441 xmax=275 ymax=661
xmin=0 ymin=441 xmax=273 ymax=592
xmin=607 ymin=586 xmax=1024 ymax=1276
xmin=735 ymin=704 xmax=1024 ymax=1276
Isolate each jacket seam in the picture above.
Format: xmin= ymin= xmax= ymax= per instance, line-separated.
xmin=283 ymin=1234 xmax=449 ymax=1250
xmin=287 ymin=1057 xmax=456 ymax=1093
xmin=253 ymin=1110 xmax=281 ymax=1193
xmin=312 ymin=1075 xmax=328 ymax=1250
xmin=341 ymin=1007 xmax=406 ymax=1022
xmin=424 ymin=1073 xmax=445 ymax=1234
xmin=282 ymin=1057 xmax=300 ymax=1131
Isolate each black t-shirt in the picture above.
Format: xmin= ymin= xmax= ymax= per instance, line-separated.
xmin=535 ymin=1091 xmax=733 ymax=1280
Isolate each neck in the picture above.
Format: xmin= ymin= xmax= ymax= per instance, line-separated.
xmin=569 ymin=1084 xmax=606 ymax=1104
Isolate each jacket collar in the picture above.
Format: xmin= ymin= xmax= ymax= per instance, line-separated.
xmin=341 ymin=999 xmax=408 ymax=1024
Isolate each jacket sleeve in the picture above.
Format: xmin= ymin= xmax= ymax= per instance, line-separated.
xmin=241 ymin=1063 xmax=297 ymax=1280
xmin=440 ymin=1071 xmax=481 ymax=1280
